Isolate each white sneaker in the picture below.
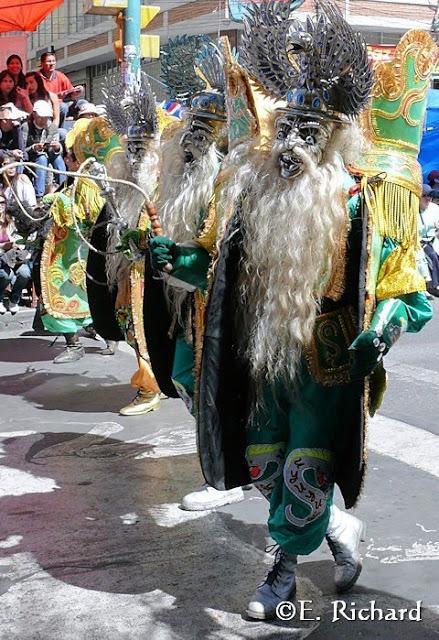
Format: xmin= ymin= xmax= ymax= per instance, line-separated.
xmin=0 ymin=301 xmax=6 ymax=314
xmin=326 ymin=505 xmax=365 ymax=592
xmin=9 ymin=303 xmax=19 ymax=314
xmin=180 ymin=484 xmax=245 ymax=511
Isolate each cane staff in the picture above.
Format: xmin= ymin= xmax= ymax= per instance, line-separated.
xmin=144 ymin=200 xmax=174 ymax=274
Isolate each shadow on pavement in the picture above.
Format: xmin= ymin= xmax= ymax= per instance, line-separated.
xmin=0 ymin=337 xmax=104 ymax=363
xmin=0 ymin=337 xmax=57 ymax=363
xmin=1 ymin=431 xmax=438 ymax=639
xmin=0 ymin=366 xmax=135 ymax=413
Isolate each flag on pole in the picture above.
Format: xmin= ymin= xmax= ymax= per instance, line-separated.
xmin=228 ymin=0 xmax=251 ymax=22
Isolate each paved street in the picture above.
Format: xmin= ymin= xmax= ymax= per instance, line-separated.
xmin=0 ymin=306 xmax=438 ymax=639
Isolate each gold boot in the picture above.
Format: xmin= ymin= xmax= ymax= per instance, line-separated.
xmin=119 ymin=391 xmax=161 ymax=416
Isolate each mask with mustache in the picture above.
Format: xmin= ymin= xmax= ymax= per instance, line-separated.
xmin=274 ymin=113 xmax=334 ymax=179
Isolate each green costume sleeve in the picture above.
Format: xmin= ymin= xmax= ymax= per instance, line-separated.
xmin=370 ymin=293 xmax=432 ymax=338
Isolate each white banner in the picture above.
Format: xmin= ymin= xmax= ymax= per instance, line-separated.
xmin=0 ymin=35 xmax=29 ymax=72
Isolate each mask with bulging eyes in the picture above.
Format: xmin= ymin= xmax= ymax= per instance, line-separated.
xmin=274 ymin=114 xmax=334 ymax=179
xmin=179 ymin=119 xmax=216 ymax=165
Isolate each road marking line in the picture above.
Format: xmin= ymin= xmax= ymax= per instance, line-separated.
xmin=385 ymin=362 xmax=439 ymax=390
xmin=369 ymin=414 xmax=439 ymax=478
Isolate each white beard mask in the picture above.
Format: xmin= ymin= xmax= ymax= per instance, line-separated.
xmin=105 ymin=145 xmax=159 ymax=288
xmin=158 ymin=131 xmax=221 ymax=243
xmin=230 ymin=120 xmax=362 ymax=387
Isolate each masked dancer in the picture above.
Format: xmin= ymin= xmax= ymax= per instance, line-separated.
xmin=150 ymin=1 xmax=434 ymax=619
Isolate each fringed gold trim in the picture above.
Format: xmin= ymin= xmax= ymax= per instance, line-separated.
xmin=196 ymin=195 xmax=217 ymax=254
xmin=193 ymin=288 xmax=207 ymax=410
xmin=352 ymin=377 xmax=369 ymax=507
xmin=128 ymin=202 xmax=153 ymax=360
xmin=363 ymin=178 xmax=419 ymax=249
xmin=363 ymin=192 xmax=376 ymax=332
xmin=130 ymin=262 xmax=148 ymax=360
xmin=40 ymin=226 xmax=55 ymax=316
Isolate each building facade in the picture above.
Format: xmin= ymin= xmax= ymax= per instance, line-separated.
xmin=25 ymin=0 xmax=438 ymax=101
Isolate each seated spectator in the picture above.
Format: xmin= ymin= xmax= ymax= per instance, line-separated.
xmin=420 ymin=184 xmax=439 ymax=298
xmin=1 ymin=152 xmax=36 ymax=208
xmin=0 ymin=190 xmax=32 ymax=314
xmin=39 ymin=52 xmax=84 ymax=126
xmin=25 ymin=100 xmax=66 ymax=200
xmin=6 ymin=55 xmax=26 ymax=89
xmin=0 ymin=70 xmax=29 ymax=112
xmin=0 ymin=103 xmax=28 ymax=160
xmin=419 ymin=184 xmax=439 ymax=238
xmin=24 ymin=71 xmax=61 ymax=128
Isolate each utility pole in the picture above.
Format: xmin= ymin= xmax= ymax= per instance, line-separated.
xmin=123 ymin=0 xmax=141 ymax=88
xmin=432 ymin=0 xmax=439 ymax=32
xmin=85 ymin=1 xmax=160 ymax=88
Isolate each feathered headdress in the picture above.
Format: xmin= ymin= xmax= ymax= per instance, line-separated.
xmin=240 ymin=0 xmax=373 ymax=121
xmin=161 ymin=35 xmax=226 ymax=122
xmin=102 ymin=71 xmax=158 ymax=139
xmin=160 ymin=34 xmax=210 ymax=105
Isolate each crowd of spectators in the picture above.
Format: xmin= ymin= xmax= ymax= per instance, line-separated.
xmin=0 ymin=50 xmax=101 ymax=315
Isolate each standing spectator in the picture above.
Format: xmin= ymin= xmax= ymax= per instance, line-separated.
xmin=0 ymin=190 xmax=32 ymax=314
xmin=0 ymin=70 xmax=29 ymax=112
xmin=24 ymin=72 xmax=61 ymax=129
xmin=25 ymin=101 xmax=66 ymax=200
xmin=0 ymin=103 xmax=27 ymax=160
xmin=1 ymin=152 xmax=36 ymax=208
xmin=39 ymin=52 xmax=83 ymax=125
xmin=6 ymin=55 xmax=26 ymax=89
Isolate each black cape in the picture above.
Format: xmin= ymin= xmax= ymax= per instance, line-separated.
xmin=86 ymin=205 xmax=124 ymax=341
xmin=197 ymin=200 xmax=370 ymax=509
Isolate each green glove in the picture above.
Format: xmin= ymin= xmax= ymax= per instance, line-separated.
xmin=348 ymin=330 xmax=388 ymax=380
xmin=349 ymin=298 xmax=408 ymax=380
xmin=149 ymin=236 xmax=177 ymax=271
